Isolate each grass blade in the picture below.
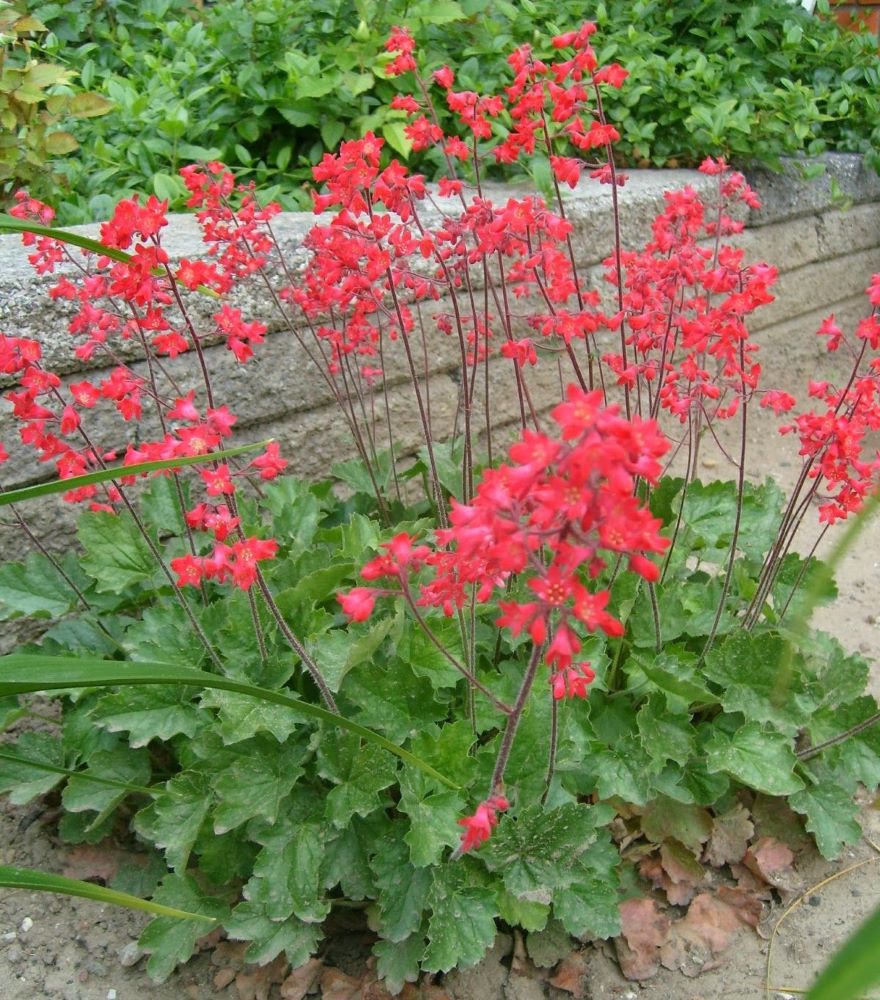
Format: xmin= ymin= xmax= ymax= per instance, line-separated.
xmin=0 ymin=749 xmax=162 ymax=797
xmin=0 ymin=213 xmax=136 ymax=263
xmin=0 ymin=864 xmax=216 ymax=921
xmin=0 ymin=214 xmax=219 ymax=298
xmin=0 ymin=440 xmax=270 ymax=507
xmin=0 ymin=654 xmax=459 ymax=790
xmin=806 ymin=903 xmax=880 ymax=1000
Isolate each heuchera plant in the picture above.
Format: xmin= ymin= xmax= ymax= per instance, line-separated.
xmin=0 ymin=20 xmax=879 ymax=989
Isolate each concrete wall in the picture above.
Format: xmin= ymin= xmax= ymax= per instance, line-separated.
xmin=1 ymin=153 xmax=879 ymax=645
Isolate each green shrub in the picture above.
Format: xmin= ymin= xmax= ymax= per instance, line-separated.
xmin=0 ymin=0 xmax=111 ymax=207
xmin=27 ymin=0 xmax=880 ymax=223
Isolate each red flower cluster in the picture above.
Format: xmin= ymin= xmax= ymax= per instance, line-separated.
xmin=340 ymin=386 xmax=670 ymax=692
xmin=778 ymin=277 xmax=880 ymax=523
xmin=170 ymin=535 xmax=278 ymax=591
xmin=599 ymin=159 xmax=776 ymax=424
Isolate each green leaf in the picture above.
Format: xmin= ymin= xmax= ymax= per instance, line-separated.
xmin=373 ymin=932 xmax=425 ymax=994
xmin=44 ymin=129 xmax=79 ymax=155
xmin=139 ymin=874 xmax=229 ymax=982
xmin=382 ymin=120 xmax=413 ymax=158
xmin=590 ymin=733 xmax=659 ymax=805
xmin=313 ymin=616 xmax=398 ymax=693
xmin=628 ymin=650 xmax=717 ymax=713
xmin=371 ymin=834 xmax=433 ymax=941
xmin=0 ymin=654 xmax=458 ymax=788
xmin=398 ymin=616 xmax=465 ymax=689
xmin=637 ymin=694 xmax=696 ymax=766
xmin=679 ymin=479 xmax=782 ymax=563
xmin=497 ymin=891 xmax=550 ymax=932
xmin=0 ymin=732 xmax=63 ymax=803
xmin=62 ymin=747 xmax=151 ymax=824
xmin=790 ymin=778 xmax=863 ymax=860
xmin=139 ymin=474 xmax=188 ymax=539
xmin=704 ymin=722 xmax=804 ymax=796
xmin=68 ymin=91 xmax=114 ymax=118
xmin=342 ymin=661 xmax=448 ymax=744
xmin=408 ymin=720 xmax=479 ymax=787
xmin=91 ymin=686 xmax=203 ymax=747
xmin=410 ymin=0 xmax=466 ymax=24
xmin=0 ymin=551 xmax=83 ymax=621
xmin=109 ymin=854 xmax=167 ymax=900
xmin=245 ymin=818 xmax=330 ymax=923
xmin=807 ymin=902 xmax=880 ymax=1000
xmin=806 ymin=696 xmax=880 ymax=791
xmin=212 ymin=739 xmax=306 ymax=833
xmin=199 ymin=689 xmax=301 ymax=745
xmin=640 ymin=798 xmax=712 ymax=854
xmin=262 ymin=477 xmax=323 ymax=554
xmin=423 ymin=864 xmax=498 ymax=973
xmin=320 ymin=119 xmax=346 ymax=150
xmin=133 ymin=771 xmax=212 ymax=872
xmin=322 ymin=814 xmax=386 ymax=900
xmin=321 ymin=737 xmax=397 ymax=829
xmin=629 ymin=583 xmax=688 ymax=647
xmin=399 ymin=770 xmax=466 ymax=867
xmin=554 ymin=867 xmax=621 ymax=939
xmin=703 ymin=632 xmax=813 ymax=733
xmin=225 ymin=901 xmax=322 ymax=966
xmin=0 ymin=865 xmax=216 ymax=921
xmin=483 ymin=803 xmax=609 ymax=900
xmin=77 ymin=511 xmax=157 ymax=592
xmin=772 ymin=552 xmax=838 ymax=620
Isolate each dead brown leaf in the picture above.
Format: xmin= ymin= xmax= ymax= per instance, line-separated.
xmin=510 ymin=928 xmax=530 ymax=977
xmin=729 ymin=862 xmax=774 ymax=899
xmin=615 ymin=897 xmax=672 ymax=980
xmin=661 ymin=840 xmax=708 ymax=906
xmin=639 ymin=854 xmax=693 ymax=907
xmin=280 ymin=957 xmax=323 ymax=1000
xmin=716 ymin=886 xmax=763 ymax=929
xmin=659 ymin=892 xmax=747 ymax=977
xmin=743 ymin=836 xmax=796 ymax=891
xmin=548 ymin=952 xmax=589 ymax=997
xmin=705 ymin=803 xmax=754 ymax=868
xmin=320 ymin=967 xmax=363 ymax=1000
xmin=61 ymin=843 xmax=131 ymax=883
xmin=234 ymin=956 xmax=290 ymax=1000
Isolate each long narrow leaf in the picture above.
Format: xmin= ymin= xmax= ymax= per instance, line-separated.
xmin=0 ymin=214 xmax=219 ymax=298
xmin=0 ymin=213 xmax=135 ymax=264
xmin=0 ymin=864 xmax=216 ymax=921
xmin=0 ymin=440 xmax=270 ymax=507
xmin=0 ymin=749 xmax=162 ymax=797
xmin=0 ymin=654 xmax=459 ymax=789
xmin=806 ymin=902 xmax=880 ymax=1000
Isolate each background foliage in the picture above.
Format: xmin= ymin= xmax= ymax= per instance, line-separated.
xmin=7 ymin=0 xmax=880 ymax=222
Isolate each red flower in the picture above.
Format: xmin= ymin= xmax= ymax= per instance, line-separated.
xmin=251 ymin=441 xmax=288 ymax=480
xmin=550 ymin=662 xmax=595 ymax=700
xmin=338 ymin=587 xmax=378 ymax=622
xmin=457 ymin=795 xmax=510 ymax=853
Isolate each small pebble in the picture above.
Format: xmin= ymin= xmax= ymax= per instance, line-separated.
xmin=19 ymin=917 xmax=33 ymax=933
xmin=808 ymin=895 xmax=821 ymax=907
xmin=117 ymin=941 xmax=145 ymax=968
xmin=107 ymin=990 xmax=118 ymax=1000
xmin=2 ymin=931 xmax=17 ymax=943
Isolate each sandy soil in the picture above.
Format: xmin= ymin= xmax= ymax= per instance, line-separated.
xmin=1 ymin=408 xmax=879 ymax=1000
